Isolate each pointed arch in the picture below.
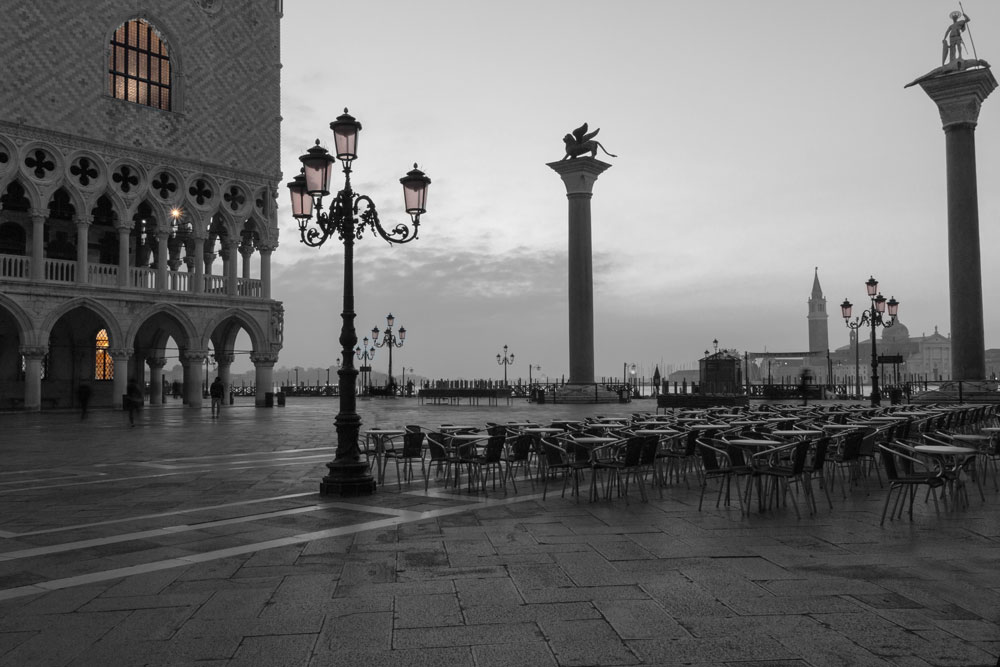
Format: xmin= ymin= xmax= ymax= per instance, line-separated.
xmin=40 ymin=297 xmax=124 ymax=347
xmin=202 ymin=308 xmax=266 ymax=353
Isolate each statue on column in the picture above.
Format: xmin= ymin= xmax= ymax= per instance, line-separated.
xmin=943 ymin=10 xmax=971 ymax=64
xmin=907 ymin=8 xmax=990 ymax=87
xmin=561 ymin=123 xmax=617 ymax=160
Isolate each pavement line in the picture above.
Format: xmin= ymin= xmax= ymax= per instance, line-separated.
xmin=1 ymin=492 xmax=316 ymax=537
xmin=0 ymin=492 xmax=545 ymax=601
xmin=0 ymin=461 xmax=330 ymax=495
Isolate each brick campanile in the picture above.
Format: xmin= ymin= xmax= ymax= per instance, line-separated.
xmin=915 ymin=67 xmax=997 ymax=381
xmin=547 ymin=157 xmax=611 ymax=384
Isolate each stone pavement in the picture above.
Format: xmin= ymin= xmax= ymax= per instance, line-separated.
xmin=0 ymin=399 xmax=997 ymax=666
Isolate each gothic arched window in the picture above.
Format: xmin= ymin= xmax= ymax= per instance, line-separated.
xmin=95 ymin=329 xmax=114 ymax=380
xmin=108 ymin=19 xmax=171 ymax=111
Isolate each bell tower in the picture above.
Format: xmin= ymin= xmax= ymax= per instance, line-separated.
xmin=808 ymin=267 xmax=829 ymax=357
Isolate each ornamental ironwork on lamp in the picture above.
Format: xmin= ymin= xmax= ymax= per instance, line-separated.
xmin=841 ymin=275 xmax=900 ymax=408
xmin=286 ymin=108 xmax=430 ymax=496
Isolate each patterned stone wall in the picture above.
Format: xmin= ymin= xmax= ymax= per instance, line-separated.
xmin=0 ymin=0 xmax=282 ymax=180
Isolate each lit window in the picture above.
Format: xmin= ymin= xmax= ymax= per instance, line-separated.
xmin=95 ymin=329 xmax=114 ymax=380
xmin=108 ymin=19 xmax=171 ymax=111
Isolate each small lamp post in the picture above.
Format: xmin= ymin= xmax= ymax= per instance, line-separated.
xmin=841 ymin=276 xmax=899 ymax=407
xmin=497 ymin=345 xmax=515 ymax=386
xmin=372 ymin=313 xmax=405 ymax=391
xmin=355 ymin=337 xmax=376 ymax=394
xmin=288 ymin=108 xmax=430 ymax=496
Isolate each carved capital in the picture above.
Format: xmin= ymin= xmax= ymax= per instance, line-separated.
xmin=146 ymin=357 xmax=167 ymax=369
xmin=180 ymin=350 xmax=209 ymax=364
xmin=18 ymin=345 xmax=48 ymax=359
xmin=29 ymin=209 xmax=47 ymax=224
xmin=109 ymin=348 xmax=132 ymax=360
xmin=547 ymin=157 xmax=612 ymax=196
xmin=214 ymin=353 xmax=236 ymax=365
xmin=250 ymin=352 xmax=279 ymax=366
xmin=918 ymin=67 xmax=999 ymax=129
xmin=74 ymin=215 xmax=93 ymax=227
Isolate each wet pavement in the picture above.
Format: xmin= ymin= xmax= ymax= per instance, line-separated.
xmin=0 ymin=397 xmax=996 ymax=666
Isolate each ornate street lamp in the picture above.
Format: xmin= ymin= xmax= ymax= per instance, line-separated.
xmin=287 ymin=108 xmax=430 ymax=495
xmin=372 ymin=313 xmax=405 ymax=392
xmin=497 ymin=345 xmax=515 ymax=386
xmin=841 ymin=275 xmax=899 ymax=407
xmin=355 ymin=338 xmax=376 ymax=394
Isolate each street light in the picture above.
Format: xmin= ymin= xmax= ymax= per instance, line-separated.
xmin=528 ymin=364 xmax=541 ymax=386
xmin=355 ymin=337 xmax=376 ymax=393
xmin=288 ymin=108 xmax=430 ymax=496
xmin=401 ymin=367 xmax=413 ymax=394
xmin=497 ymin=345 xmax=515 ymax=386
xmin=372 ymin=313 xmax=405 ymax=391
xmin=841 ymin=275 xmax=899 ymax=407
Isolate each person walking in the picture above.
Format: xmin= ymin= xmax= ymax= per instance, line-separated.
xmin=126 ymin=379 xmax=143 ymax=426
xmin=77 ymin=381 xmax=91 ymax=420
xmin=210 ymin=376 xmax=225 ymax=418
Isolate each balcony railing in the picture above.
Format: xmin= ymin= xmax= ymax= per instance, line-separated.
xmin=0 ymin=253 xmax=262 ymax=299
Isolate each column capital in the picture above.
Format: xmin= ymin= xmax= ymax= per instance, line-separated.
xmin=146 ymin=357 xmax=167 ymax=369
xmin=250 ymin=352 xmax=279 ymax=366
xmin=18 ymin=345 xmax=48 ymax=359
xmin=109 ymin=348 xmax=132 ymax=360
xmin=215 ymin=353 xmax=236 ymax=365
xmin=74 ymin=215 xmax=93 ymax=227
xmin=29 ymin=209 xmax=47 ymax=222
xmin=180 ymin=350 xmax=209 ymax=364
xmin=917 ymin=67 xmax=998 ymax=129
xmin=547 ymin=157 xmax=612 ymax=196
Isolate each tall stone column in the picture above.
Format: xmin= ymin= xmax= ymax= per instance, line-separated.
xmin=147 ymin=357 xmax=166 ymax=404
xmin=30 ymin=210 xmax=45 ymax=281
xmin=216 ymin=352 xmax=234 ymax=398
xmin=181 ymin=350 xmax=207 ymax=408
xmin=916 ymin=67 xmax=997 ymax=381
xmin=259 ymin=244 xmax=273 ymax=299
xmin=251 ymin=352 xmax=277 ymax=407
xmin=547 ymin=157 xmax=611 ymax=383
xmin=117 ymin=225 xmax=131 ymax=288
xmin=156 ymin=229 xmax=170 ymax=291
xmin=74 ymin=216 xmax=91 ymax=284
xmin=19 ymin=345 xmax=47 ymax=411
xmin=110 ymin=348 xmax=131 ymax=409
xmin=192 ymin=236 xmax=205 ymax=293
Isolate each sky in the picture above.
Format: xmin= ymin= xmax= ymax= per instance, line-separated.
xmin=258 ymin=0 xmax=1000 ymax=385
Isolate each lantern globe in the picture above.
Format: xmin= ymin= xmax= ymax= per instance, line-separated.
xmin=330 ymin=109 xmax=361 ymax=162
xmin=400 ymin=164 xmax=431 ymax=215
xmin=299 ymin=141 xmax=335 ymax=196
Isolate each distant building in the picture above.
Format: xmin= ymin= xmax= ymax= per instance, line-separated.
xmin=0 ymin=2 xmax=284 ymax=410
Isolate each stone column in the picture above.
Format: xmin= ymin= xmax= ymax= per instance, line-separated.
xmin=147 ymin=357 xmax=166 ymax=404
xmin=117 ymin=225 xmax=131 ymax=288
xmin=19 ymin=345 xmax=47 ymax=411
xmin=74 ymin=216 xmax=91 ymax=284
xmin=30 ymin=209 xmax=45 ymax=281
xmin=181 ymin=350 xmax=207 ymax=408
xmin=546 ymin=157 xmax=611 ymax=384
xmin=251 ymin=352 xmax=277 ymax=407
xmin=155 ymin=229 xmax=169 ymax=291
xmin=110 ymin=348 xmax=131 ymax=409
xmin=192 ymin=236 xmax=205 ymax=293
xmin=223 ymin=238 xmax=239 ymax=296
xmin=259 ymin=244 xmax=273 ymax=299
xmin=917 ymin=68 xmax=997 ymax=381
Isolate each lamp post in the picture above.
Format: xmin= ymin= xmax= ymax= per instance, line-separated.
xmin=528 ymin=364 xmax=541 ymax=386
xmin=630 ymin=363 xmax=637 ymax=397
xmin=372 ymin=313 xmax=405 ymax=391
xmin=841 ymin=276 xmax=899 ymax=407
xmin=294 ymin=367 xmax=300 ymax=387
xmin=355 ymin=338 xmax=375 ymax=394
xmin=287 ymin=108 xmax=430 ymax=496
xmin=497 ymin=345 xmax=515 ymax=386
xmin=401 ymin=367 xmax=413 ymax=395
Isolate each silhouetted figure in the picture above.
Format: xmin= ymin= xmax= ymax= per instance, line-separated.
xmin=799 ymin=369 xmax=813 ymax=407
xmin=126 ymin=379 xmax=143 ymax=426
xmin=77 ymin=382 xmax=91 ymax=419
xmin=210 ymin=376 xmax=224 ymax=418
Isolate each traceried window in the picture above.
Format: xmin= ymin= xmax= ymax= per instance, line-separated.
xmin=95 ymin=329 xmax=114 ymax=380
xmin=108 ymin=19 xmax=171 ymax=111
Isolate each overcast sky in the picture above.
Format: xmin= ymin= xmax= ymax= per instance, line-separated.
xmin=258 ymin=1 xmax=1000 ymax=384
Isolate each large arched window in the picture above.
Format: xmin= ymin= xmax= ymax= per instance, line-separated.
xmin=108 ymin=19 xmax=171 ymax=111
xmin=95 ymin=329 xmax=114 ymax=380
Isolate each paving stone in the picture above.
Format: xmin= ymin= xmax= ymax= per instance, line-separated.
xmin=541 ymin=618 xmax=639 ymax=666
xmin=228 ymin=633 xmax=316 ymax=667
xmin=394 ymin=593 xmax=463 ymax=628
xmin=392 ymin=621 xmax=541 ymax=649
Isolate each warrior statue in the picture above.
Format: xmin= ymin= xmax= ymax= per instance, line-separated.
xmin=561 ymin=123 xmax=617 ymax=160
xmin=904 ymin=7 xmax=989 ymax=88
xmin=943 ymin=10 xmax=971 ymax=64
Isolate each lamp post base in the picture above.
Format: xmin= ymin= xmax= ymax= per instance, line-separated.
xmin=320 ymin=459 xmax=377 ymax=496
